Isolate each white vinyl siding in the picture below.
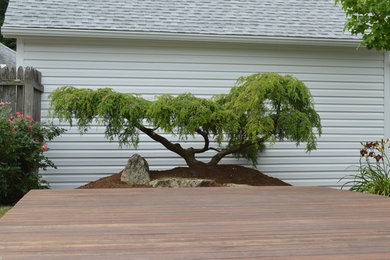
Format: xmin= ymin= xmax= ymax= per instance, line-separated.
xmin=20 ymin=38 xmax=385 ymax=189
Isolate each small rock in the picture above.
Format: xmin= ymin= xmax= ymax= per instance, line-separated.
xmin=226 ymin=183 xmax=251 ymax=187
xmin=150 ymin=178 xmax=215 ymax=188
xmin=120 ymin=154 xmax=150 ymax=185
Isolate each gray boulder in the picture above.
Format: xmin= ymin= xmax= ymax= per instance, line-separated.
xmin=150 ymin=178 xmax=215 ymax=188
xmin=120 ymin=154 xmax=150 ymax=185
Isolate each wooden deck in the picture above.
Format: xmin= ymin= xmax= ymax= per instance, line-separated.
xmin=1 ymin=187 xmax=390 ymax=259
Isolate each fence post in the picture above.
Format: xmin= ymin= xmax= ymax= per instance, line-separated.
xmin=16 ymin=66 xmax=24 ymax=113
xmin=23 ymin=67 xmax=34 ymax=117
xmin=32 ymin=69 xmax=43 ymax=122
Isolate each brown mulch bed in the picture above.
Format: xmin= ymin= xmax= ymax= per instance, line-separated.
xmin=78 ymin=164 xmax=290 ymax=189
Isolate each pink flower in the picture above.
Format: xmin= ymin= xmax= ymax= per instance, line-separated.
xmin=42 ymin=145 xmax=48 ymax=150
xmin=8 ymin=119 xmax=13 ymax=124
xmin=27 ymin=125 xmax=33 ymax=130
xmin=16 ymin=112 xmax=20 ymax=115
xmin=0 ymin=102 xmax=4 ymax=106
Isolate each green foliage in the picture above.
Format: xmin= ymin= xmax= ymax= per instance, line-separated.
xmin=220 ymin=73 xmax=321 ymax=157
xmin=147 ymin=93 xmax=233 ymax=142
xmin=0 ymin=205 xmax=11 ymax=218
xmin=336 ymin=0 xmax=390 ymax=51
xmin=49 ymin=87 xmax=150 ymax=146
xmin=0 ymin=0 xmax=16 ymax=50
xmin=0 ymin=102 xmax=65 ymax=205
xmin=341 ymin=139 xmax=390 ymax=196
xmin=49 ymin=72 xmax=321 ymax=166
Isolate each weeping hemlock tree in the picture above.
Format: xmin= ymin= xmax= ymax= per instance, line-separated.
xmin=49 ymin=72 xmax=321 ymax=167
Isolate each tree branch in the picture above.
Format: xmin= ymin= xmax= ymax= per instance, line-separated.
xmin=139 ymin=126 xmax=187 ymax=158
xmin=207 ymin=135 xmax=268 ymax=165
xmin=372 ymin=10 xmax=384 ymax=23
xmin=209 ymin=147 xmax=221 ymax=152
xmin=191 ymin=128 xmax=210 ymax=153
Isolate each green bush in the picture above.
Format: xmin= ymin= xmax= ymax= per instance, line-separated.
xmin=0 ymin=102 xmax=65 ymax=205
xmin=342 ymin=139 xmax=390 ymax=196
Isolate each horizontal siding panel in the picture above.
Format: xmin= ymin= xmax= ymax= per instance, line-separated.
xmin=39 ymin=74 xmax=384 ymax=85
xmin=41 ymin=91 xmax=385 ymax=105
xmin=46 ymin=154 xmax=360 ymax=165
xmin=24 ymin=50 xmax=383 ymax=66
xmin=48 ymin=133 xmax=382 ymax=143
xmin=41 ymin=109 xmax=384 ymax=120
xmin=39 ymin=66 xmax=384 ymax=76
xmin=41 ymin=168 xmax=356 ymax=179
xmin=42 ymin=118 xmax=385 ymax=129
xmin=23 ymin=38 xmax=385 ymax=188
xmin=47 ymin=142 xmax=364 ymax=150
xmin=45 ymin=149 xmax=362 ymax=159
xmin=24 ymin=39 xmax=383 ymax=60
xmin=29 ymin=59 xmax=384 ymax=71
xmin=46 ymin=159 xmax=359 ymax=172
xmin=313 ymin=97 xmax=383 ymax=105
xmin=42 ymin=95 xmax=385 ymax=106
xmin=40 ymin=81 xmax=384 ymax=90
xmin=44 ymin=125 xmax=384 ymax=135
xmin=46 ymin=70 xmax=386 ymax=81
xmin=26 ymin=56 xmax=384 ymax=68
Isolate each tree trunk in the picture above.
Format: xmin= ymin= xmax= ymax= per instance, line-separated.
xmin=183 ymin=154 xmax=207 ymax=168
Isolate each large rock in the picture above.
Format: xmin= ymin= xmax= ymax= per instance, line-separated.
xmin=150 ymin=178 xmax=215 ymax=188
xmin=120 ymin=154 xmax=150 ymax=185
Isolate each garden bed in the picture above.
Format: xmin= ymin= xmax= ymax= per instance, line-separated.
xmin=78 ymin=164 xmax=290 ymax=189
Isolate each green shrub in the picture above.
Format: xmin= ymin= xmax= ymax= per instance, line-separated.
xmin=341 ymin=139 xmax=390 ymax=196
xmin=0 ymin=102 xmax=65 ymax=205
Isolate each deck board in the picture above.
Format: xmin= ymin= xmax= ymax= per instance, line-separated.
xmin=1 ymin=187 xmax=390 ymax=259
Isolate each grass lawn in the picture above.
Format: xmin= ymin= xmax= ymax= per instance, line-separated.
xmin=0 ymin=205 xmax=12 ymax=219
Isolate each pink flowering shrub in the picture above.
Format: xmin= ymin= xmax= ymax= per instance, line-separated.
xmin=0 ymin=102 xmax=65 ymax=205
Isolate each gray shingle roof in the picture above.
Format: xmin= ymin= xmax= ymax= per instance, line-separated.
xmin=2 ymin=0 xmax=356 ymax=40
xmin=0 ymin=43 xmax=16 ymax=68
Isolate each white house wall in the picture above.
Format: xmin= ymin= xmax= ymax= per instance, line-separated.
xmin=18 ymin=37 xmax=385 ymax=188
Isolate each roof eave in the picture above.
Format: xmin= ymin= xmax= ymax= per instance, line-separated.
xmin=2 ymin=27 xmax=361 ymax=47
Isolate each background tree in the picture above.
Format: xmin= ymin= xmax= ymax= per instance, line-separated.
xmin=0 ymin=0 xmax=15 ymax=50
xmin=336 ymin=0 xmax=390 ymax=51
xmin=49 ymin=72 xmax=322 ymax=168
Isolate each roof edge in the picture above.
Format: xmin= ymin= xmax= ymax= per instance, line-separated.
xmin=0 ymin=42 xmax=16 ymax=54
xmin=2 ymin=27 xmax=361 ymax=47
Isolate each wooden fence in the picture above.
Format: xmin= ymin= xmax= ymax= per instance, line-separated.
xmin=0 ymin=66 xmax=44 ymax=121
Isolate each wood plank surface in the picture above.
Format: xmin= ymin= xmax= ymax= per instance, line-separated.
xmin=1 ymin=187 xmax=390 ymax=259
